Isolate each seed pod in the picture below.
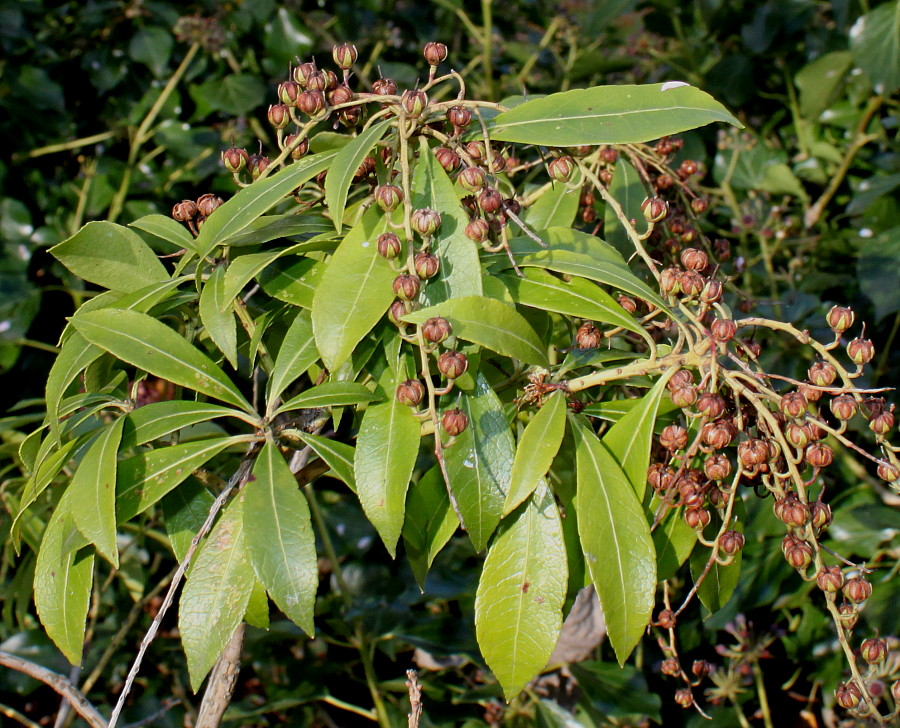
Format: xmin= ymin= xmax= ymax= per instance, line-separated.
xmin=401 ymin=89 xmax=428 ymax=118
xmin=837 ymin=604 xmax=858 ymax=631
xmin=847 ymin=337 xmax=875 ymax=365
xmin=660 ymin=657 xmax=680 ymax=676
xmin=575 ymin=322 xmax=602 ymax=349
xmin=464 ymin=217 xmax=490 ymax=243
xmin=696 ymin=392 xmax=726 ymax=420
xmin=434 ymin=147 xmax=460 ymax=172
xmin=720 ymin=530 xmax=744 ymax=554
xmin=785 ymin=541 xmax=813 ymax=569
xmin=442 ymin=409 xmax=469 ymax=436
xmin=414 ymin=252 xmax=440 ymax=279
xmin=679 ymin=270 xmax=704 ymax=298
xmin=660 ymin=424 xmax=688 ymax=452
xmin=293 ymin=61 xmax=317 ymax=86
xmin=332 ymin=43 xmax=358 ymax=70
xmin=704 ymin=453 xmax=731 ymax=481
xmin=808 ymin=361 xmax=837 ymax=387
xmin=656 ymin=609 xmax=676 ymax=629
xmin=691 ymin=197 xmax=709 ymax=214
xmin=328 ymin=85 xmax=354 ymax=106
xmin=267 ymin=103 xmax=291 ymax=129
xmin=738 ymin=438 xmax=768 ymax=468
xmin=438 ymin=351 xmax=468 ymax=379
xmin=861 ymin=638 xmax=888 ymax=665
xmin=702 ymin=420 xmax=734 ymax=450
xmin=447 ymin=105 xmax=472 ymax=128
xmin=805 ymin=442 xmax=834 ymax=469
xmin=660 ymin=267 xmax=682 ymax=296
xmin=830 ymin=393 xmax=858 ymax=421
xmin=674 ymin=689 xmax=693 ymax=709
xmin=423 ymin=41 xmax=448 ymax=66
xmin=222 ymin=147 xmax=249 ymax=173
xmin=877 ymin=461 xmax=900 ymax=483
xmin=834 ymin=682 xmax=861 ymax=710
xmin=392 ymin=274 xmax=421 ymax=301
xmin=548 ymin=156 xmax=575 ymax=182
xmin=387 ymin=300 xmax=409 ymax=326
xmin=684 ymin=507 xmax=711 ymax=530
xmin=816 ymin=565 xmax=844 ymax=593
xmin=172 ymin=200 xmax=197 ymax=222
xmin=377 ymin=232 xmax=402 ymax=260
xmin=411 ymin=208 xmax=442 ymax=236
xmin=680 ymin=247 xmax=709 ymax=271
xmin=422 ymin=316 xmax=451 ymax=343
xmin=783 ymin=499 xmax=810 ymax=528
xmin=701 ymin=279 xmax=723 ymax=304
xmin=284 ymin=134 xmax=310 ymax=160
xmin=371 ymin=77 xmax=398 ymax=96
xmin=785 ymin=422 xmax=810 ymax=449
xmin=780 ymin=392 xmax=808 ymax=419
xmin=617 ymin=294 xmax=637 ymax=314
xmin=297 ymin=89 xmax=326 ymax=115
xmin=196 ymin=193 xmax=224 ymax=217
xmin=396 ymin=379 xmax=425 ymax=407
xmin=647 ymin=464 xmax=675 ymax=493
xmin=458 ymin=166 xmax=486 ymax=192
xmin=827 ymin=305 xmax=854 ymax=334
xmin=478 ymin=187 xmax=503 ymax=214
xmin=807 ymin=500 xmax=832 ymax=531
xmin=375 ymin=184 xmax=403 ymax=212
xmin=843 ymin=576 xmax=872 ymax=603
xmin=670 ymin=384 xmax=698 ymax=409
xmin=668 ymin=369 xmax=694 ymax=390
xmin=869 ymin=410 xmax=894 ymax=435
xmin=681 ymin=487 xmax=704 ymax=510
xmin=641 ymin=197 xmax=668 ymax=223
xmin=711 ymin=318 xmax=737 ymax=343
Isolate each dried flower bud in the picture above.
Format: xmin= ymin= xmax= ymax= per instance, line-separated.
xmin=172 ymin=200 xmax=197 ymax=222
xmin=807 ymin=361 xmax=837 ymax=388
xmin=704 ymin=453 xmax=732 ymax=481
xmin=196 ymin=193 xmax=224 ymax=218
xmin=816 ymin=565 xmax=844 ymax=593
xmin=680 ymin=247 xmax=709 ymax=271
xmin=806 ymin=443 xmax=834 ymax=469
xmin=375 ymin=184 xmax=403 ymax=213
xmin=422 ymin=316 xmax=451 ymax=343
xmin=438 ymin=350 xmax=468 ymax=379
xmin=434 ymin=147 xmax=460 ymax=173
xmin=464 ymin=217 xmax=490 ymax=243
xmin=780 ymin=392 xmax=808 ymax=420
xmin=423 ymin=41 xmax=448 ymax=66
xmin=877 ymin=461 xmax=900 ymax=482
xmin=660 ymin=657 xmax=680 ymax=676
xmin=847 ymin=337 xmax=875 ymax=365
xmin=647 ymin=464 xmax=675 ymax=493
xmin=447 ymin=105 xmax=472 ymax=128
xmin=414 ymin=252 xmax=440 ymax=279
xmin=641 ymin=197 xmax=668 ymax=223
xmin=222 ymin=147 xmax=249 ymax=173
xmin=700 ymin=279 xmax=723 ymax=304
xmin=298 ymin=89 xmax=326 ymax=116
xmin=679 ymin=270 xmax=704 ymax=298
xmin=720 ymin=530 xmax=744 ymax=554
xmin=835 ymin=681 xmax=862 ymax=710
xmin=478 ymin=187 xmax=503 ymax=214
xmin=711 ymin=318 xmax=737 ymax=343
xmin=657 ymin=609 xmax=676 ymax=629
xmin=377 ymin=232 xmax=402 ymax=260
xmin=660 ymin=424 xmax=688 ymax=452
xmin=548 ymin=156 xmax=575 ymax=182
xmin=267 ymin=103 xmax=291 ymax=129
xmin=660 ymin=267 xmax=682 ymax=296
xmin=674 ymin=688 xmax=693 ymax=709
xmin=616 ymin=295 xmax=637 ymax=314
xmin=332 ymin=43 xmax=358 ymax=70
xmin=830 ymin=394 xmax=858 ymax=421
xmin=442 ymin=408 xmax=469 ymax=436
xmin=860 ymin=637 xmax=888 ymax=665
xmin=393 ymin=274 xmax=421 ymax=301
xmin=293 ymin=61 xmax=317 ymax=86
xmin=401 ymin=89 xmax=428 ymax=118
xmin=372 ymin=77 xmax=398 ymax=96
xmin=575 ymin=322 xmax=603 ymax=349
xmin=827 ymin=305 xmax=854 ymax=334
xmin=869 ymin=410 xmax=894 ymax=435
xmin=843 ymin=576 xmax=872 ymax=603
xmin=411 ymin=208 xmax=442 ymax=236
xmin=702 ymin=420 xmax=734 ymax=450
xmin=670 ymin=384 xmax=698 ymax=409
xmin=837 ymin=604 xmax=858 ymax=630
xmin=396 ymin=379 xmax=425 ymax=407
xmin=458 ymin=166 xmax=486 ymax=192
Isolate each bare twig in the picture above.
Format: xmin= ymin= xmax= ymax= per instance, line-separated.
xmin=406 ymin=669 xmax=423 ymax=728
xmin=196 ymin=624 xmax=245 ymax=728
xmin=0 ymin=651 xmax=106 ymax=728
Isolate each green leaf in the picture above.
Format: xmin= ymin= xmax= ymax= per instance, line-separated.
xmin=653 ymin=506 xmax=697 ymax=582
xmin=191 ymin=73 xmax=266 ymax=116
xmin=245 ymin=580 xmax=270 ymax=630
xmin=259 ymin=258 xmax=323 ymax=309
xmin=294 ymin=431 xmax=356 ymax=492
xmin=162 ymin=479 xmax=215 ymax=562
xmin=505 ymin=392 xmax=566 ymax=515
xmin=69 ymin=417 xmax=126 ymax=567
xmin=116 ymin=436 xmax=249 ymax=521
xmin=245 ymin=441 xmax=317 ymax=635
xmin=475 ymin=483 xmax=567 ymax=698
xmin=354 ymin=383 xmax=420 ymax=556
xmin=488 ymin=83 xmax=742 ymax=146
xmin=275 ymin=382 xmax=379 ymax=415
xmin=488 ymin=228 xmax=670 ymax=312
xmin=15 ymin=437 xmax=85 ymax=531
xmin=604 ymin=157 xmax=647 ymax=258
xmin=850 ymin=1 xmax=900 ymax=94
xmin=194 ymin=152 xmax=336 ymax=259
xmin=180 ymin=495 xmax=255 ymax=690
xmin=413 ymin=137 xmax=483 ymax=302
xmin=33 ymin=501 xmax=93 ymax=666
xmin=199 ymin=265 xmax=238 ymax=368
xmin=130 ymin=214 xmax=195 ymax=251
xmin=403 ymin=466 xmax=458 ymax=589
xmin=45 ymin=332 xmax=102 ymax=444
xmin=795 ymin=51 xmax=854 ymax=120
xmin=221 ymin=244 xmax=310 ymax=307
xmin=601 ymin=374 xmax=671 ymax=499
xmin=524 ymin=179 xmax=580 ymax=231
xmin=221 ymin=214 xmax=333 ymax=247
xmin=51 ymin=221 xmax=169 ymax=292
xmin=129 ymin=27 xmax=173 ymax=77
xmin=496 ymin=269 xmax=651 ymax=345
xmin=325 ymin=118 xmax=393 ymax=234
xmin=444 ymin=374 xmax=514 ymax=551
xmin=312 ymin=207 xmax=398 ymax=371
xmin=570 ymin=661 xmax=662 ymax=724
xmin=124 ymin=401 xmax=241 ymax=447
xmin=403 ymin=296 xmax=549 ymax=367
xmin=572 ymin=418 xmax=656 ymax=665
xmin=858 ymin=226 xmax=900 ymax=322
xmin=71 ymin=309 xmax=254 ymax=414
xmin=267 ymin=310 xmax=319 ymax=406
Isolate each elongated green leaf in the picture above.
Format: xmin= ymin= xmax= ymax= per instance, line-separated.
xmin=604 ymin=158 xmax=648 ymax=258
xmin=130 ymin=214 xmax=195 ymax=251
xmin=496 ymin=269 xmax=651 ymax=344
xmin=403 ymin=296 xmax=549 ymax=367
xmin=602 ymin=374 xmax=671 ymax=499
xmin=72 ymin=309 xmax=254 ymax=414
xmin=220 ymin=243 xmax=314 ymax=308
xmin=295 ymin=431 xmax=356 ymax=492
xmin=50 ymin=221 xmax=169 ymax=292
xmin=475 ymin=483 xmax=567 ymax=698
xmin=403 ymin=466 xmax=458 ymax=589
xmin=653 ymin=505 xmax=697 ymax=582
xmin=267 ymin=311 xmax=318 ymax=406
xmin=116 ymin=436 xmax=248 ymax=521
xmin=199 ymin=265 xmax=238 ymax=368
xmin=312 ymin=207 xmax=397 ymax=371
xmin=488 ymin=83 xmax=742 ymax=146
xmin=16 ymin=437 xmax=85 ymax=530
xmin=413 ymin=137 xmax=483 ymax=302
xmin=325 ymin=119 xmax=393 ymax=234
xmin=354 ymin=386 xmax=421 ymax=556
xmin=850 ymin=1 xmax=900 ymax=94
xmin=245 ymin=579 xmax=270 ymax=629
xmin=45 ymin=332 xmax=102 ymax=444
xmin=573 ymin=418 xmax=656 ymax=664
xmin=194 ymin=152 xmax=336 ymax=258
xmin=124 ymin=401 xmax=240 ymax=447
xmin=34 ymin=499 xmax=93 ymax=666
xmin=221 ymin=214 xmax=333 ymax=247
xmin=259 ymin=258 xmax=323 ymax=309
xmin=162 ymin=479 xmax=215 ymax=562
xmin=524 ymin=179 xmax=580 ymax=231
xmin=505 ymin=392 xmax=566 ymax=515
xmin=444 ymin=374 xmax=514 ymax=551
xmin=245 ymin=441 xmax=317 ymax=634
xmin=69 ymin=417 xmax=126 ymax=566
xmin=180 ymin=495 xmax=254 ymax=690
xmin=276 ymin=381 xmax=379 ymax=415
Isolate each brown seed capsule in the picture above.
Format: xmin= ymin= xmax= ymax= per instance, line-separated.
xmin=438 ymin=350 xmax=468 ymax=379
xmin=660 ymin=657 xmax=680 ymax=676
xmin=641 ymin=197 xmax=668 ymax=223
xmin=692 ymin=660 xmax=713 ymax=678
xmin=328 ymin=84 xmax=354 ymax=107
xmin=877 ymin=461 xmax=900 ymax=482
xmin=696 ymin=392 xmax=727 ymax=420
xmin=647 ymin=464 xmax=675 ymax=493
xmin=396 ymin=379 xmax=425 ymax=407
xmin=293 ymin=61 xmax=317 ymax=86
xmin=458 ymin=166 xmax=486 ymax=192
xmin=711 ymin=318 xmax=737 ymax=343
xmin=702 ymin=420 xmax=734 ymax=450
xmin=305 ymin=71 xmax=328 ymax=92
xmin=411 ymin=208 xmax=442 ymax=236
xmin=843 ymin=576 xmax=872 ymax=603
xmin=298 ymin=89 xmax=326 ymax=115
xmin=785 ymin=541 xmax=813 ymax=570
xmin=704 ymin=453 xmax=732 ymax=481
xmin=442 ymin=408 xmax=469 ymax=436
xmin=660 ymin=267 xmax=682 ymax=296
xmin=860 ymin=637 xmax=888 ymax=664
xmin=782 ymin=499 xmax=810 ymax=528
xmin=423 ymin=41 xmax=448 ymax=66
xmin=681 ymin=487 xmax=704 ymax=510
xmin=674 ymin=689 xmax=693 ymax=709
xmin=375 ymin=184 xmax=403 ymax=212
xmin=387 ymin=300 xmax=409 ymax=326
xmin=422 ymin=316 xmax=451 ymax=343
xmin=401 ymin=89 xmax=428 ymax=118
xmin=222 ymin=147 xmax=249 ymax=173
xmin=780 ymin=392 xmax=808 ymax=420
xmin=377 ymin=232 xmax=402 ymax=260
xmin=284 ymin=134 xmax=310 ymax=160
xmin=691 ymin=197 xmax=709 ymax=214
xmin=837 ymin=604 xmax=858 ymax=630
xmin=575 ymin=322 xmax=603 ymax=349
xmin=447 ymin=105 xmax=472 ymax=128
xmin=393 ymin=274 xmax=421 ymax=301
xmin=656 ymin=609 xmax=676 ymax=629
xmin=668 ymin=369 xmax=694 ymax=391
xmin=464 ymin=217 xmax=490 ymax=243
xmin=434 ymin=147 xmax=460 ymax=173
xmin=670 ymin=384 xmax=698 ymax=409
xmin=834 ymin=681 xmax=861 ymax=710
xmin=172 ymin=200 xmax=197 ymax=222
xmin=869 ymin=410 xmax=895 ymax=435
xmin=684 ymin=507 xmax=711 ymax=530
xmin=847 ymin=337 xmax=875 ymax=365
xmin=679 ymin=270 xmax=704 ymax=298
xmin=816 ymin=565 xmax=844 ymax=593
xmin=478 ymin=187 xmax=503 ymax=214
xmin=827 ymin=305 xmax=854 ymax=334
xmin=680 ymin=247 xmax=709 ymax=271
xmin=414 ymin=252 xmax=440 ymax=280
xmin=785 ymin=422 xmax=810 ymax=449
xmin=267 ymin=103 xmax=291 ymax=129
xmin=371 ymin=77 xmax=398 ymax=96
xmin=196 ymin=193 xmax=224 ymax=218
xmin=700 ymin=279 xmax=724 ymax=304
xmin=738 ymin=438 xmax=768 ymax=468
xmin=809 ymin=500 xmax=832 ymax=530
xmin=830 ymin=393 xmax=858 ymax=421
xmin=278 ymin=80 xmax=301 ymax=106
xmin=548 ymin=156 xmax=575 ymax=182
xmin=660 ymin=424 xmax=688 ymax=452
xmin=805 ymin=442 xmax=834 ymax=469
xmin=616 ymin=294 xmax=637 ymax=314
xmin=332 ymin=43 xmax=358 ymax=70
xmin=808 ymin=361 xmax=837 ymax=387
xmin=247 ymin=154 xmax=270 ymax=179
xmin=720 ymin=530 xmax=744 ymax=555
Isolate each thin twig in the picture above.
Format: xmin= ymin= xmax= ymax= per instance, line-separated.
xmin=196 ymin=624 xmax=245 ymax=728
xmin=406 ymin=669 xmax=423 ymax=728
